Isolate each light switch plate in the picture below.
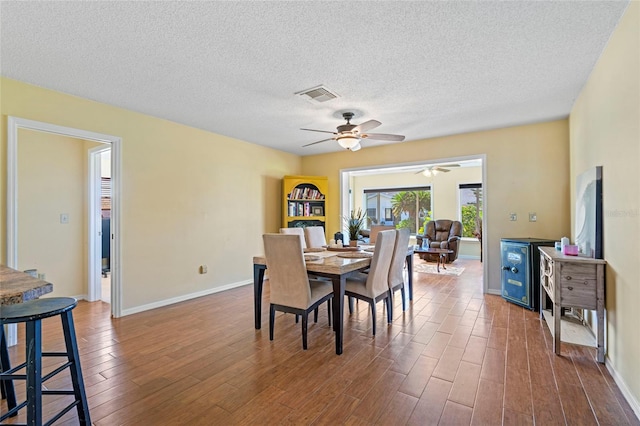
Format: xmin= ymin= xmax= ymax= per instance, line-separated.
xmin=60 ymin=213 xmax=69 ymax=224
xmin=510 ymin=213 xmax=517 ymax=221
xmin=529 ymin=212 xmax=537 ymax=222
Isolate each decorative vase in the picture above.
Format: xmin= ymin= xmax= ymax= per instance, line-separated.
xmin=349 ymin=240 xmax=358 ymax=247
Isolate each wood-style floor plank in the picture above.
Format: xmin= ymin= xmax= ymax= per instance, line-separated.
xmin=1 ymin=257 xmax=637 ymax=425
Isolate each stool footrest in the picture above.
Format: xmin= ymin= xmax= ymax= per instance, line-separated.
xmin=42 ymin=361 xmax=72 ymax=382
xmin=44 ymin=400 xmax=79 ymax=426
xmin=43 ymin=390 xmax=75 ymax=396
xmin=0 ymin=399 xmax=27 ymax=421
xmin=42 ymin=351 xmax=69 ymax=357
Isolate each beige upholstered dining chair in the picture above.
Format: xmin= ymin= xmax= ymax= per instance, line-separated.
xmin=304 ymin=226 xmax=326 ymax=248
xmin=388 ymin=228 xmax=411 ymax=313
xmin=263 ymin=234 xmax=333 ymax=350
xmin=279 ymin=227 xmax=307 ymax=249
xmin=344 ymin=229 xmax=395 ymax=335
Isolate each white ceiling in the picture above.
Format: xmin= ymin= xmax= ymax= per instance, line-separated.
xmin=0 ymin=1 xmax=629 ymax=156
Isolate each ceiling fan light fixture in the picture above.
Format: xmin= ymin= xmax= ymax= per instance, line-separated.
xmin=349 ymin=142 xmax=362 ymax=152
xmin=422 ymin=169 xmax=432 ymax=177
xmin=337 ymin=135 xmax=360 ymax=150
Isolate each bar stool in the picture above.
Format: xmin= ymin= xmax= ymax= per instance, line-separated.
xmin=0 ymin=297 xmax=90 ymax=425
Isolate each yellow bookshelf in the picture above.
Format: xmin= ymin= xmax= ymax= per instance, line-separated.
xmin=282 ymin=175 xmax=328 ymax=232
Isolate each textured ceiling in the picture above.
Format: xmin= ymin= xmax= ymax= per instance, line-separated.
xmin=0 ymin=1 xmax=629 ymax=156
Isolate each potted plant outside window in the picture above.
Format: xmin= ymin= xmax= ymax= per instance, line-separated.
xmin=344 ymin=208 xmax=366 ymax=247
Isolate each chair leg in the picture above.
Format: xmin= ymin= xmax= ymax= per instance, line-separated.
xmin=0 ymin=325 xmax=17 ymax=415
xmin=386 ymin=292 xmax=393 ymax=323
xmin=401 ymin=287 xmax=406 ymax=311
xmin=61 ymin=310 xmax=91 ymax=425
xmin=269 ymin=305 xmax=276 ymax=341
xmin=371 ymin=302 xmax=376 ymax=336
xmin=348 ymin=296 xmax=354 ymax=314
xmin=25 ymin=320 xmax=43 ymax=426
xmin=314 ymin=307 xmax=318 ymax=323
xmin=302 ymin=313 xmax=309 ymax=350
xmin=295 ymin=314 xmax=299 ymax=323
xmin=327 ymin=299 xmax=332 ymax=327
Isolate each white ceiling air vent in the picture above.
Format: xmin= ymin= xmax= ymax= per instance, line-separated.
xmin=295 ymin=85 xmax=339 ymax=104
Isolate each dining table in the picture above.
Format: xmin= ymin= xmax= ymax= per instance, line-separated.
xmin=0 ymin=264 xmax=54 ymax=412
xmin=252 ymin=245 xmax=414 ymax=355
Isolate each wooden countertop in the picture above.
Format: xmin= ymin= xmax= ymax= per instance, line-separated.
xmin=0 ymin=265 xmax=53 ymax=305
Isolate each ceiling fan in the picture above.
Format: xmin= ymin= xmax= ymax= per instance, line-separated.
xmin=301 ymin=112 xmax=405 ymax=151
xmin=415 ymin=164 xmax=460 ymax=176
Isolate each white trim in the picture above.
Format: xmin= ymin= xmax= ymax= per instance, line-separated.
xmin=121 ymin=280 xmax=252 ymax=316
xmin=605 ymin=358 xmax=640 ymax=420
xmin=6 ymin=116 xmax=123 ymax=318
xmin=88 ymin=146 xmax=110 ymax=302
xmin=457 ymin=254 xmax=481 ymax=260
xmin=487 ymin=288 xmax=501 ymax=296
xmin=339 ymin=154 xmax=488 ymax=292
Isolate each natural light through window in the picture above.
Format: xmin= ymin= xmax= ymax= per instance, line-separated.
xmin=459 ymin=183 xmax=483 ymax=238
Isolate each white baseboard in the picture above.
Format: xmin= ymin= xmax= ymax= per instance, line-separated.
xmin=458 ymin=254 xmax=481 ymax=260
xmin=121 ymin=279 xmax=252 ymax=317
xmin=487 ymin=288 xmax=501 ymax=296
xmin=605 ymin=358 xmax=640 ymax=420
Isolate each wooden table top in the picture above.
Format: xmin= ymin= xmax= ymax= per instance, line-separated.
xmin=0 ymin=265 xmax=53 ymax=305
xmin=253 ymin=250 xmax=371 ymax=275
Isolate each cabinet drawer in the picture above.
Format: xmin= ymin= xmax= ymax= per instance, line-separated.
xmin=560 ymin=263 xmax=597 ymax=309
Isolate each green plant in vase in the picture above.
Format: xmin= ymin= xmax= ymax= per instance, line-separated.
xmin=344 ymin=208 xmax=366 ymax=247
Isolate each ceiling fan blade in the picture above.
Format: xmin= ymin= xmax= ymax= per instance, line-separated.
xmin=302 ymin=138 xmax=334 ymax=147
xmin=414 ymin=169 xmax=427 ymax=175
xmin=362 ymin=133 xmax=405 ymax=142
xmin=434 ymin=167 xmax=451 ymax=173
xmin=438 ymin=164 xmax=460 ymax=168
xmin=300 ymin=128 xmax=337 ymax=135
xmin=352 ymin=120 xmax=381 ymax=133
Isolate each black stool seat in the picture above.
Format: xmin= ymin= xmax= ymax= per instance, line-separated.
xmin=0 ymin=297 xmax=77 ymax=324
xmin=0 ymin=297 xmax=90 ymax=425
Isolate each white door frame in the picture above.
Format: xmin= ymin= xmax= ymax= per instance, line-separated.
xmin=339 ymin=154 xmax=488 ymax=293
xmin=7 ymin=116 xmax=122 ymax=319
xmin=88 ymin=145 xmax=111 ymax=302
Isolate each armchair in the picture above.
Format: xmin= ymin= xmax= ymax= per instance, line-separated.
xmin=416 ymin=219 xmax=462 ymax=263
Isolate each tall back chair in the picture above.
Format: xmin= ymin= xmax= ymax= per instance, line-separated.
xmin=369 ymin=225 xmax=395 ymax=244
xmin=423 ymin=219 xmax=462 ymax=262
xmin=344 ymin=229 xmax=395 ymax=335
xmin=263 ymin=234 xmax=333 ymax=349
xmin=304 ymin=226 xmax=327 ymax=248
xmin=279 ymin=227 xmax=307 ymax=249
xmin=388 ymin=228 xmax=411 ymax=312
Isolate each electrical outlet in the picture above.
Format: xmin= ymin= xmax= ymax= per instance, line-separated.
xmin=529 ymin=212 xmax=537 ymax=222
xmin=510 ymin=213 xmax=517 ymax=221
xmin=199 ymin=265 xmax=208 ymax=274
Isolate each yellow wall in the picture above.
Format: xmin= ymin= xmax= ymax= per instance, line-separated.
xmin=302 ymin=120 xmax=571 ymax=293
xmin=1 ymin=77 xmax=301 ymax=311
xmin=569 ymin=1 xmax=639 ymax=409
xmin=17 ymin=130 xmax=87 ymax=297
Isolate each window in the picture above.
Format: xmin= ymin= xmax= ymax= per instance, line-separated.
xmin=364 ymin=186 xmax=431 ymax=234
xmin=459 ymin=183 xmax=483 ymax=238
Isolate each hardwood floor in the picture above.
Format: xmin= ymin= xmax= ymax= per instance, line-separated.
xmin=2 ymin=257 xmax=638 ymax=425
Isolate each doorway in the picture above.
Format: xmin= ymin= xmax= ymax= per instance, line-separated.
xmin=339 ymin=155 xmax=488 ymax=293
xmin=6 ymin=117 xmax=122 ymax=319
xmin=89 ymin=146 xmax=112 ymax=304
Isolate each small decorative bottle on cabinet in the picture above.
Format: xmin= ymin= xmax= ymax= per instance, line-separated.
xmin=282 ymin=175 xmax=328 ymax=234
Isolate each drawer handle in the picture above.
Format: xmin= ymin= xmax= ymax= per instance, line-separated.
xmin=568 ymin=286 xmax=573 ymax=291
xmin=565 ymin=276 xmax=572 ymax=280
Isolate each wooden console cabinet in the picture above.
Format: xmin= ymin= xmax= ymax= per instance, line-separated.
xmin=539 ymin=246 xmax=606 ymax=362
